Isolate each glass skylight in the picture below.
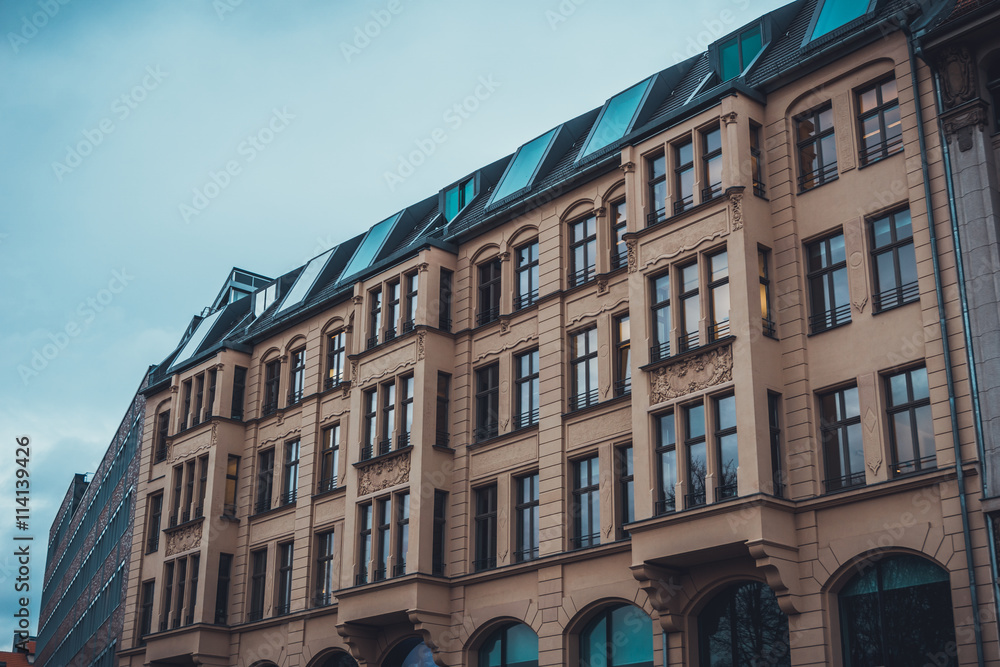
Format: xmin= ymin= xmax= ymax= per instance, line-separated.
xmin=444 ymin=178 xmax=475 ymax=221
xmin=277 ymin=248 xmax=335 ymax=314
xmin=579 ymin=77 xmax=653 ymax=160
xmin=340 ymin=212 xmax=402 ymax=279
xmin=719 ymin=25 xmax=763 ymax=80
xmin=172 ymin=308 xmax=223 ymax=367
xmin=812 ymin=0 xmax=871 ymax=40
xmin=254 ymin=284 xmax=277 ymax=318
xmin=490 ymin=128 xmax=559 ymax=204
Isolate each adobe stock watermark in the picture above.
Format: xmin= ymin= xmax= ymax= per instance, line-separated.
xmin=7 ymin=0 xmax=71 ymax=53
xmin=51 ymin=65 xmax=168 ymax=182
xmin=383 ymin=75 xmax=501 ymax=192
xmin=340 ymin=0 xmax=409 ymax=63
xmin=178 ymin=107 xmax=295 ymax=223
xmin=17 ymin=268 xmax=134 ymax=385
xmin=545 ymin=0 xmax=588 ymax=31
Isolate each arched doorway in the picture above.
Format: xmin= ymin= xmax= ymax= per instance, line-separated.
xmin=698 ymin=580 xmax=790 ymax=666
xmin=579 ymin=603 xmax=654 ymax=667
xmin=838 ymin=554 xmax=956 ymax=666
xmin=479 ymin=622 xmax=538 ymax=667
xmin=382 ymin=637 xmax=436 ymax=667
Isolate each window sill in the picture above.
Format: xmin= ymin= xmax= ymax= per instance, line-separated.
xmin=312 ymin=484 xmax=346 ymax=501
xmin=467 ymin=423 xmax=538 ymax=451
xmin=249 ymin=501 xmax=296 ymax=521
xmin=857 ymin=147 xmax=903 ymax=170
xmin=561 ymin=392 xmax=631 ymax=420
xmin=806 ymin=320 xmax=852 ymax=337
xmin=797 ymin=174 xmax=839 ymax=195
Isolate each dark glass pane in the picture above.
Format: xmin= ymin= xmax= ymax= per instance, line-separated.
xmin=717 ymin=395 xmax=736 ymax=430
xmin=676 ymin=140 xmax=694 ymax=166
xmin=812 ymin=0 xmax=870 ymax=40
xmin=609 ymin=605 xmax=653 ymax=666
xmin=720 ymin=37 xmax=740 ymax=80
xmin=687 ymin=404 xmax=705 ymax=439
xmin=704 ymin=128 xmax=722 ymax=154
xmin=872 ymin=215 xmax=892 ymax=248
xmin=741 ymin=26 xmax=763 ymax=67
xmin=583 ymin=78 xmax=653 ymax=157
xmin=911 ymin=367 xmax=929 ymax=400
xmin=493 ymin=128 xmax=558 ymax=202
xmin=506 ymin=623 xmax=540 ymax=666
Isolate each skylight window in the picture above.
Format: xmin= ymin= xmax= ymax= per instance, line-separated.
xmin=254 ymin=284 xmax=278 ymax=318
xmin=340 ymin=212 xmax=403 ymax=279
xmin=811 ymin=0 xmax=871 ymax=40
xmin=579 ymin=77 xmax=653 ymax=160
xmin=444 ymin=177 xmax=476 ymax=221
xmin=173 ymin=308 xmax=223 ymax=367
xmin=719 ymin=25 xmax=763 ymax=80
xmin=490 ymin=128 xmax=559 ymax=205
xmin=277 ymin=248 xmax=335 ymax=314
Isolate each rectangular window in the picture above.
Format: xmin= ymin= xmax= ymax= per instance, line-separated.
xmin=719 ymin=24 xmax=762 ymax=80
xmin=385 ymin=280 xmax=401 ymax=341
xmin=183 ymin=460 xmax=195 ymax=523
xmin=439 ymin=269 xmax=453 ymax=331
xmin=173 ymin=558 xmax=186 ymax=628
xmin=750 ymin=121 xmax=766 ymax=197
xmin=281 ymin=440 xmax=299 ymax=506
xmin=568 ymin=215 xmax=598 ymax=287
xmin=193 ymin=374 xmax=204 ymax=426
xmin=796 ymin=104 xmax=838 ymax=191
xmin=433 ymin=490 xmax=448 ymax=575
xmin=171 ymin=465 xmax=182 ymax=527
xmin=368 ymin=287 xmax=383 ymax=349
xmin=318 ymin=425 xmax=340 ymax=493
xmin=399 ymin=375 xmax=414 ymax=448
xmin=570 ymin=327 xmax=599 ymax=410
xmin=231 ymin=366 xmax=247 ymax=420
xmin=618 ymin=445 xmax=635 ymax=534
xmin=870 ymin=208 xmax=918 ymax=311
xmin=402 ymin=272 xmax=419 ymax=332
xmin=821 ymin=385 xmax=865 ymax=492
xmin=475 ymin=363 xmax=500 ymax=441
xmin=656 ymin=413 xmax=677 ymax=515
xmin=759 ymin=249 xmax=776 ymax=338
xmin=614 ymin=314 xmax=631 ymax=396
xmin=807 ymin=232 xmax=850 ymax=332
xmin=768 ymin=392 xmax=785 ymax=498
xmin=223 ymin=455 xmax=239 ymax=517
xmin=315 ymin=532 xmax=335 ymax=607
xmin=262 ymin=360 xmax=280 ymax=416
xmin=515 ymin=241 xmax=540 ymax=309
xmin=515 ymin=473 xmax=540 ymax=562
xmin=708 ymin=250 xmax=730 ymax=340
xmin=394 ymin=492 xmax=410 ymax=577
xmin=478 ymin=258 xmax=502 ymax=325
xmin=326 ymin=332 xmax=346 ymax=389
xmin=436 ymin=373 xmax=451 ymax=447
xmin=684 ymin=403 xmax=707 ymax=508
xmin=648 ymin=152 xmax=667 ymax=225
xmin=357 ymin=503 xmax=372 ymax=585
xmin=162 ymin=562 xmax=174 ymax=631
xmin=255 ymin=449 xmax=275 ymax=514
xmin=374 ymin=497 xmax=392 ymax=581
xmin=515 ymin=350 xmax=540 ymax=429
xmin=196 ymin=454 xmax=208 ymax=518
xmin=215 ymin=553 xmax=232 ymax=624
xmin=714 ymin=394 xmax=738 ymax=500
xmin=139 ymin=581 xmax=155 ymax=641
xmin=155 ymin=410 xmax=170 ymax=462
xmin=275 ymin=543 xmax=293 ymax=615
xmin=651 ymin=273 xmax=671 ymax=362
xmin=182 ymin=380 xmax=192 ymax=429
xmin=573 ymin=456 xmax=601 ymax=549
xmin=362 ymin=388 xmax=377 ymax=460
xmin=474 ymin=485 xmax=498 ymax=571
xmin=887 ymin=366 xmax=934 ymax=475
xmin=146 ymin=493 xmax=162 ymax=553
xmin=206 ymin=369 xmax=217 ymax=419
xmin=611 ymin=200 xmax=628 ymax=269
xmin=858 ymin=78 xmax=902 ymax=165
xmin=379 ymin=382 xmax=396 ymax=456
xmin=186 ymin=553 xmax=199 ymax=625
xmin=679 ymin=262 xmax=700 ymax=352
xmin=702 ymin=126 xmax=723 ymax=201
xmin=674 ymin=139 xmax=695 ymax=213
xmin=248 ymin=549 xmax=267 ymax=621
xmin=288 ymin=348 xmax=306 ymax=404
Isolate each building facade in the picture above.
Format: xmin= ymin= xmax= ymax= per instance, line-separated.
xmin=38 ymin=377 xmax=146 ymax=667
xmin=115 ymin=1 xmax=1000 ymax=666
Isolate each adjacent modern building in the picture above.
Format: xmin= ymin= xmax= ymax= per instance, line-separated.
xmin=60 ymin=0 xmax=1000 ymax=665
xmin=37 ymin=378 xmax=146 ymax=667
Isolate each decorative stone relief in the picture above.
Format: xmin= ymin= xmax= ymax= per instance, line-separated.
xmin=626 ymin=239 xmax=638 ymax=273
xmin=593 ymin=206 xmax=607 ymax=219
xmin=358 ymin=451 xmax=411 ymax=495
xmin=721 ymin=111 xmax=738 ymax=125
xmin=649 ymin=344 xmax=733 ymax=403
xmin=834 ymin=92 xmax=855 ymax=172
xmin=943 ymin=102 xmax=988 ymax=152
xmin=352 ymin=294 xmax=364 ymax=305
xmin=166 ymin=521 xmax=203 ymax=557
xmin=417 ymin=262 xmax=430 ymax=273
xmin=619 ymin=161 xmax=635 ymax=174
xmin=417 ymin=331 xmax=426 ymax=358
xmin=938 ymin=47 xmax=976 ymax=109
xmin=351 ymin=360 xmax=359 ymax=384
xmin=499 ymin=317 xmax=511 ymax=335
xmin=729 ymin=191 xmax=744 ymax=231
xmin=845 ymin=219 xmax=869 ymax=313
xmin=596 ymin=278 xmax=609 ymax=295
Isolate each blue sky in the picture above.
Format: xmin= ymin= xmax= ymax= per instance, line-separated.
xmin=0 ymin=0 xmax=789 ymax=647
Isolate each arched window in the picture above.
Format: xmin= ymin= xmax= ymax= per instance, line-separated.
xmin=317 ymin=653 xmax=358 ymax=667
xmin=580 ymin=604 xmax=654 ymax=667
xmin=382 ymin=638 xmax=436 ymax=667
xmin=479 ymin=623 xmax=538 ymax=667
xmin=698 ymin=581 xmax=790 ymax=666
xmin=839 ymin=554 xmax=956 ymax=666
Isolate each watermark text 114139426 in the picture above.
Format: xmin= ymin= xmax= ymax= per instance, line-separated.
xmin=13 ymin=436 xmax=32 ymax=644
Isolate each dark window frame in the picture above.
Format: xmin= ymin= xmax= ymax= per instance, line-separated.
xmin=262 ymin=360 xmax=281 ymax=416
xmin=325 ymin=331 xmax=346 ymax=389
xmin=857 ymin=76 xmax=902 ymax=166
xmin=514 ymin=349 xmax=540 ymax=429
xmin=515 ymin=472 xmax=540 ymax=563
xmin=435 ymin=372 xmax=451 ymax=447
xmin=655 ymin=412 xmax=677 ymax=515
xmin=318 ymin=424 xmax=340 ymax=494
xmin=402 ymin=271 xmax=419 ymax=332
xmin=473 ymin=484 xmax=498 ymax=571
xmin=385 ymin=279 xmax=401 ymax=341
xmin=701 ymin=125 xmax=723 ymax=201
xmin=514 ymin=240 xmax=540 ymax=310
xmin=248 ymin=548 xmax=267 ymax=622
xmin=684 ymin=403 xmax=707 ymax=509
xmin=288 ymin=347 xmax=306 ymax=405
xmin=750 ymin=120 xmax=766 ymax=197
xmin=255 ymin=448 xmax=275 ymax=514
xmin=650 ymin=272 xmax=671 ymax=362
xmin=708 ymin=249 xmax=730 ymax=341
xmin=368 ymin=286 xmax=382 ymax=349
xmin=475 ymin=363 xmax=500 ymax=441
xmin=618 ymin=444 xmax=635 ymax=536
xmin=568 ymin=215 xmax=598 ymax=287
xmin=759 ymin=248 xmax=776 ymax=338
xmin=572 ymin=455 xmax=601 ymax=549
xmin=314 ymin=532 xmax=335 ymax=607
xmin=478 ymin=258 xmax=503 ymax=325
xmin=820 ymin=385 xmax=866 ymax=492
xmin=796 ymin=103 xmax=838 ymax=191
xmin=678 ymin=261 xmax=701 ymax=352
xmin=614 ymin=313 xmax=631 ymax=396
xmin=806 ymin=231 xmax=851 ymax=333
xmin=886 ymin=366 xmax=935 ymax=476
xmin=647 ymin=151 xmax=667 ymax=225
xmin=869 ymin=208 xmax=918 ymax=312
xmin=713 ymin=394 xmax=738 ymax=501
xmin=569 ymin=326 xmax=599 ymax=411
xmin=610 ymin=199 xmax=629 ymax=269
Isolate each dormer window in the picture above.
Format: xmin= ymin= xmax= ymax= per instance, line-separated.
xmin=444 ymin=177 xmax=476 ymax=221
xmin=718 ymin=24 xmax=762 ymax=81
xmin=810 ymin=0 xmax=873 ymax=41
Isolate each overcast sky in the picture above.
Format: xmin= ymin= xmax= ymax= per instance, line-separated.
xmin=0 ymin=0 xmax=790 ymax=647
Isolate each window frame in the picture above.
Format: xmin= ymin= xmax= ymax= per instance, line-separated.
xmin=473 ymin=484 xmax=498 ymax=571
xmin=356 ymin=503 xmax=372 ymax=585
xmin=795 ymin=103 xmax=838 ymax=191
xmin=402 ymin=271 xmax=419 ymax=332
xmin=684 ymin=402 xmax=707 ymax=509
xmin=325 ymin=331 xmax=346 ymax=390
xmin=647 ymin=151 xmax=667 ymax=226
xmin=385 ymin=279 xmax=401 ymax=341
xmin=514 ymin=349 xmax=540 ymax=429
xmin=255 ymin=448 xmax=275 ymax=514
xmin=475 ymin=363 xmax=500 ymax=442
xmin=617 ymin=444 xmax=634 ymax=537
xmin=394 ymin=491 xmax=410 ymax=577
xmin=477 ymin=257 xmax=503 ymax=326
xmin=820 ymin=384 xmax=865 ymax=492
xmin=856 ymin=76 xmax=902 ymax=166
xmin=750 ymin=120 xmax=766 ymax=197
xmin=571 ymin=455 xmax=601 ymax=549
xmin=610 ymin=199 xmax=629 ymax=268
xmin=568 ymin=214 xmax=598 ymax=287
xmin=806 ymin=231 xmax=851 ymax=333
xmin=869 ymin=207 xmax=918 ymax=312
xmin=280 ymin=439 xmax=300 ymax=506
xmin=655 ymin=412 xmax=677 ymax=515
xmin=275 ymin=542 xmax=293 ymax=616
xmin=614 ymin=313 xmax=631 ymax=396
xmin=262 ymin=359 xmax=281 ymax=416
xmin=514 ymin=472 xmax=540 ymax=563
xmin=514 ymin=240 xmax=540 ymax=310
xmin=707 ymin=249 xmax=731 ymax=341
xmin=678 ymin=261 xmax=701 ymax=352
xmin=367 ymin=286 xmax=382 ymax=349
xmin=288 ymin=347 xmax=306 ymax=405
xmin=314 ymin=531 xmax=335 ymax=607
xmin=713 ymin=394 xmax=739 ymax=501
xmin=318 ymin=424 xmax=340 ymax=494
xmin=885 ymin=366 xmax=935 ymax=476
xmin=674 ymin=137 xmax=695 ymax=214
xmin=701 ymin=125 xmax=723 ymax=202
xmin=759 ymin=247 xmax=776 ymax=338
xmin=436 ymin=372 xmax=451 ymax=447
xmin=569 ymin=326 xmax=599 ymax=411
xmin=248 ymin=548 xmax=267 ymax=622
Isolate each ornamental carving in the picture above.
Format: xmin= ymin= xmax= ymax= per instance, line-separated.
xmin=943 ymin=102 xmax=988 ymax=151
xmin=597 ymin=278 xmax=609 ymax=294
xmin=166 ymin=521 xmax=203 ymax=556
xmin=358 ymin=451 xmax=411 ymax=495
xmin=729 ymin=191 xmax=744 ymax=231
xmin=619 ymin=161 xmax=635 ymax=174
xmin=626 ymin=239 xmax=638 ymax=273
xmin=417 ymin=331 xmax=426 ymax=358
xmin=938 ymin=47 xmax=976 ymax=110
xmin=649 ymin=344 xmax=733 ymax=403
xmin=499 ymin=318 xmax=511 ymax=335
xmin=721 ymin=111 xmax=738 ymax=126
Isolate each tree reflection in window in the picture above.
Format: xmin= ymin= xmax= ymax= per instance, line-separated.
xmin=839 ymin=554 xmax=956 ymax=666
xmin=698 ymin=581 xmax=791 ymax=666
xmin=580 ymin=604 xmax=654 ymax=667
